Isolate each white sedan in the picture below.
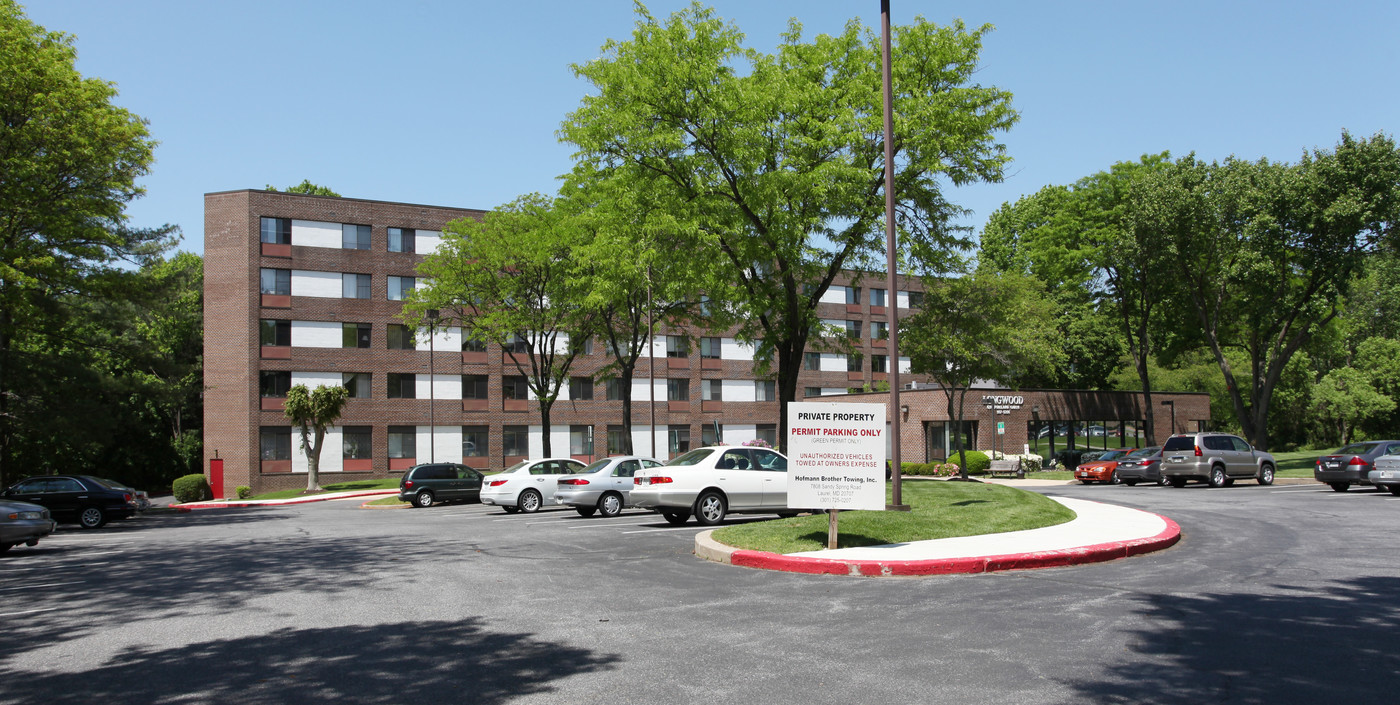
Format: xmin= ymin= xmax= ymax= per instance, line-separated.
xmin=480 ymin=458 xmax=586 ymax=513
xmin=631 ymin=445 xmax=794 ymax=526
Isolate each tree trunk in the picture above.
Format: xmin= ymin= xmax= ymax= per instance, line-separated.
xmin=618 ymin=364 xmax=635 ymax=455
xmin=539 ymin=399 xmax=555 ymax=457
xmin=305 ymin=427 xmax=323 ymax=492
xmin=774 ymin=338 xmax=804 ymax=455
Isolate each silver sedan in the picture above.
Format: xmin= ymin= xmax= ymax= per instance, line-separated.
xmin=554 ymin=456 xmax=664 ymax=517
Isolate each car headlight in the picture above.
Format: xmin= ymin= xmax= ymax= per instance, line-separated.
xmin=8 ymin=511 xmax=44 ymax=520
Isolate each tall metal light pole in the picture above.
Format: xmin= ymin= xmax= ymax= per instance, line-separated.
xmin=881 ymin=0 xmax=908 ymax=510
xmin=427 ymin=309 xmax=438 ymax=463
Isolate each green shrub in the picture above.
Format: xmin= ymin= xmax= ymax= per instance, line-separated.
xmin=172 ymin=474 xmax=212 ymax=503
xmin=236 ymin=485 xmax=252 ymax=499
xmin=958 ymin=450 xmax=991 ymax=474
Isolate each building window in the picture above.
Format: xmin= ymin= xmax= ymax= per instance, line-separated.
xmin=388 ymin=227 xmax=415 ymax=253
xmin=845 ymin=286 xmax=861 ymax=305
xmin=668 ymin=425 xmax=691 ymax=454
xmin=503 ymin=376 xmax=529 ymax=400
xmin=462 ymin=374 xmax=488 ymax=399
xmin=666 ymin=335 xmax=689 ymax=358
xmin=260 ymin=217 xmax=290 ymax=245
xmin=905 ymin=290 xmax=924 ymax=308
xmin=701 ymin=423 xmax=723 ymax=446
xmin=260 ymin=426 xmax=291 ymax=460
xmin=502 ymin=425 xmax=528 ymax=456
xmin=342 ymin=373 xmax=371 ymax=398
xmin=462 ymin=336 xmax=487 ymax=353
xmin=260 ymin=268 xmax=290 ymax=295
xmin=463 ymin=426 xmax=487 ymax=457
xmin=606 ymin=425 xmax=628 ymax=454
xmin=571 ymin=336 xmax=593 ymax=356
xmin=387 ymin=276 xmax=416 ymax=301
xmin=701 ymin=379 xmax=722 ymax=401
xmin=845 ymin=320 xmax=862 ymax=339
xmin=847 ymin=386 xmax=865 ymax=394
xmin=387 ymin=324 xmax=415 ymax=350
xmin=570 ymin=425 xmax=594 ymax=455
xmin=870 ymin=288 xmax=887 ymax=307
xmin=342 ymin=426 xmax=371 ymax=459
xmin=756 ymin=424 xmax=778 ymax=448
xmin=260 ymin=319 xmax=290 ymax=347
xmin=871 ymin=321 xmax=888 ymax=340
xmin=667 ymin=379 xmax=689 ymax=402
xmin=605 ymin=378 xmax=623 ymax=401
xmin=871 ymin=354 xmax=888 ymax=373
xmin=342 ymin=223 xmax=370 ymax=250
xmin=804 ymin=352 xmax=821 ymax=371
xmin=699 ymin=337 xmax=721 ymax=359
xmin=387 ymin=373 xmax=416 ymax=399
xmin=504 ymin=332 xmax=530 ymax=354
xmin=342 ymin=273 xmax=371 ymax=299
xmin=804 ymin=386 xmax=822 ymax=398
xmin=388 ymin=426 xmax=416 ymax=459
xmin=570 ymin=377 xmax=593 ymax=400
xmin=847 ymin=354 xmax=863 ymax=372
xmin=755 ymin=380 xmax=776 ymax=402
xmin=259 ymin=371 xmax=290 ymax=398
xmin=343 ymin=323 xmax=371 ymax=349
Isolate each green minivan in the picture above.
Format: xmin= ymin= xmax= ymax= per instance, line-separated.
xmin=398 ymin=463 xmax=484 ymax=507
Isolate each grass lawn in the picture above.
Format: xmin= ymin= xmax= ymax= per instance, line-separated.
xmin=711 ymin=480 xmax=1076 ymax=554
xmin=249 ymin=478 xmax=398 ymax=501
xmin=1271 ymin=448 xmax=1331 ymax=478
xmin=365 ymin=496 xmax=410 ymax=507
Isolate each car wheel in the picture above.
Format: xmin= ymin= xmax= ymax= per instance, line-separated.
xmin=1389 ymin=486 xmax=1400 ymax=497
xmin=1109 ymin=471 xmax=1121 ymax=485
xmin=598 ymin=493 xmax=623 ymax=518
xmin=413 ymin=490 xmax=435 ymax=508
xmin=1258 ymin=464 xmax=1275 ymax=486
xmin=1208 ymin=465 xmax=1227 ymax=488
xmin=575 ymin=506 xmax=597 ymax=517
xmin=1169 ymin=477 xmax=1188 ymax=488
xmin=694 ymin=491 xmax=727 ymax=526
xmin=1156 ymin=474 xmax=1169 ymax=486
xmin=1123 ymin=480 xmax=1139 ymax=487
xmin=1329 ymin=482 xmax=1350 ymax=492
xmin=661 ymin=510 xmax=690 ymax=525
xmin=518 ymin=489 xmax=542 ymax=513
xmin=78 ymin=506 xmax=107 ymax=529
xmin=502 ymin=506 xmax=520 ymax=514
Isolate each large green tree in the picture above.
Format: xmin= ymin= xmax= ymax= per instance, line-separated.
xmin=560 ymin=3 xmax=1017 ymax=449
xmin=1138 ymin=133 xmax=1400 ymax=450
xmin=409 ymin=194 xmax=596 ymax=457
xmin=0 ymin=2 xmax=176 ymax=486
xmin=900 ymin=271 xmax=1063 ymax=479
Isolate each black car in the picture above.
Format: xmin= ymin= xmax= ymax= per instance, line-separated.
xmin=1 ymin=475 xmax=138 ymax=529
xmin=398 ymin=463 xmax=485 ymax=507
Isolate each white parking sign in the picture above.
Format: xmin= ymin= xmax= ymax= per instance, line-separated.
xmin=787 ymin=402 xmax=887 ymax=511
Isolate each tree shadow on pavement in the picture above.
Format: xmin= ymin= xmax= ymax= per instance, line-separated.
xmin=1063 ymin=575 xmax=1400 ymax=703
xmin=0 ymin=619 xmax=619 ymax=705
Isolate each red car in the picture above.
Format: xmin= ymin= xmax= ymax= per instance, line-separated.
xmin=1075 ymin=449 xmax=1138 ymax=485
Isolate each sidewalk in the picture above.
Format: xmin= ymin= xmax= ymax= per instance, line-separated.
xmin=695 ymin=495 xmax=1181 ymax=577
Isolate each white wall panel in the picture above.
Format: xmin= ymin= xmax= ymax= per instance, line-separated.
xmin=415 ymin=326 xmax=462 ymax=351
xmin=820 ymin=286 xmax=847 ymax=305
xmin=820 ymin=387 xmax=848 ymax=396
xmin=631 ymin=379 xmax=667 ymax=401
xmin=413 ymin=374 xmax=461 ymax=400
xmin=416 ymin=230 xmax=443 ymax=254
xmin=724 ymin=423 xmax=757 ymax=445
xmin=899 ymin=356 xmax=911 ymax=374
xmin=293 ymin=425 xmax=344 ymax=474
xmin=290 ymin=220 xmax=342 ymax=249
xmin=413 ymin=426 xmax=463 ymax=464
xmin=720 ymin=338 xmax=754 ymax=360
xmin=819 ymin=353 xmax=845 ymax=372
xmin=290 ymin=320 xmax=342 ymax=348
xmin=897 ymin=290 xmax=911 ymax=308
xmin=527 ymin=381 xmax=569 ymax=401
xmin=526 ymin=425 xmax=572 ymax=458
xmin=629 ymin=425 xmax=667 ymax=458
xmin=291 ymin=270 xmax=342 ymax=298
xmin=722 ymin=379 xmax=756 ymax=402
xmin=290 ymin=371 xmax=342 ymax=389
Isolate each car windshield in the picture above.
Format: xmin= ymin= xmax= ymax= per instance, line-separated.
xmin=1128 ymin=447 xmax=1160 ymax=458
xmin=667 ymin=448 xmax=716 ymax=466
xmin=1336 ymin=443 xmax=1378 ymax=455
xmin=580 ymin=458 xmax=613 ymax=473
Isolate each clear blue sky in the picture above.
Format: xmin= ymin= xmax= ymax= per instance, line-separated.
xmin=25 ymin=1 xmax=1400 ymax=256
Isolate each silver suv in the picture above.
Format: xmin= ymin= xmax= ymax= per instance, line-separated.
xmin=1160 ymin=432 xmax=1276 ymax=488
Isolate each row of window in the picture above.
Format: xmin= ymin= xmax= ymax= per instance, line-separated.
xmin=832 ymin=285 xmax=925 ymax=308
xmin=259 ymin=423 xmax=775 ymax=461
xmin=259 ymin=372 xmax=780 ymax=402
xmin=261 ymin=217 xmax=425 ymax=253
xmin=804 ymin=352 xmax=892 ymax=373
xmin=260 ymin=268 xmax=418 ymax=300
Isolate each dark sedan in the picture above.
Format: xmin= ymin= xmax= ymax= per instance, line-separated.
xmin=1114 ymin=446 xmax=1165 ymax=486
xmin=1 ymin=499 xmax=56 ymax=552
xmin=1314 ymin=440 xmax=1400 ymax=491
xmin=1 ymin=475 xmax=138 ymax=529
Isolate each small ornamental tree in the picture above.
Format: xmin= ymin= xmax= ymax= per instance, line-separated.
xmin=283 ymin=384 xmax=349 ymax=492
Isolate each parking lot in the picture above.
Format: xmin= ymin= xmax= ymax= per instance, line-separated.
xmin=3 ymin=481 xmax=1399 ymax=704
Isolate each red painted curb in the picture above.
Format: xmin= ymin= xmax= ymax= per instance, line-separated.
xmin=174 ymin=490 xmax=398 ymax=510
xmin=728 ymin=516 xmax=1181 ymax=577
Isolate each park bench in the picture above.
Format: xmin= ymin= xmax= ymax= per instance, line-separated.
xmin=988 ymin=458 xmax=1024 ymax=479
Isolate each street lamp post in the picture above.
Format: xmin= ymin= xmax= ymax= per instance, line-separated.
xmin=881 ymin=0 xmax=908 ymax=511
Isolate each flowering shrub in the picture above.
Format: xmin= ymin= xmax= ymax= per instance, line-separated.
xmin=931 ymin=462 xmax=960 ymax=477
xmin=742 ymin=438 xmax=772 ymax=448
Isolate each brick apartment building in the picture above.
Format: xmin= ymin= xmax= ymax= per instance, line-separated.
xmin=203 ymin=189 xmax=1210 ymax=497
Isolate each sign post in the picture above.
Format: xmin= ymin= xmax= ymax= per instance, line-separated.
xmin=788 ymin=401 xmax=888 ymax=549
